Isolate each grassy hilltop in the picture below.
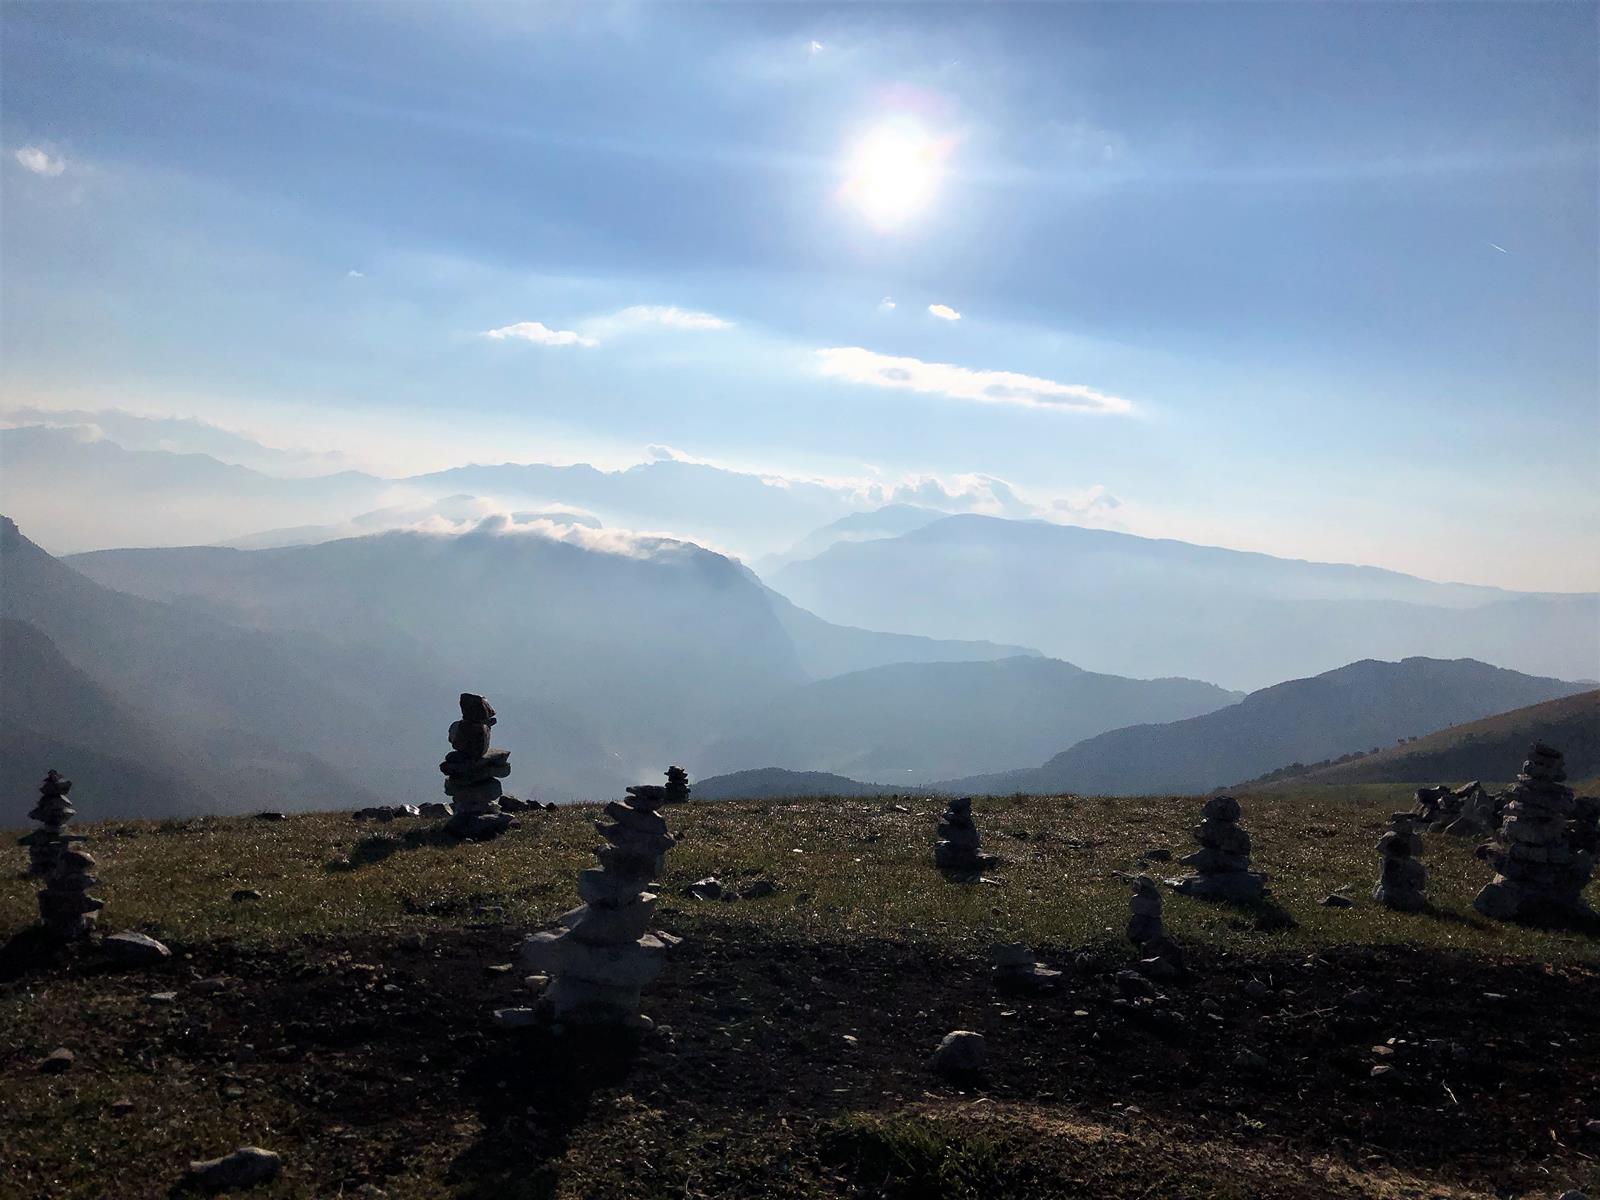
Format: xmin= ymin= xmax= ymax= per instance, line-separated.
xmin=2 ymin=786 xmax=1597 ymax=1199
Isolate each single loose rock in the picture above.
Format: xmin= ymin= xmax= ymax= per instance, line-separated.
xmin=441 ymin=693 xmax=517 ymax=840
xmin=518 ymin=773 xmax=679 ymax=1027
xmin=1474 ymin=743 xmax=1594 ymax=923
xmin=1172 ymin=795 xmax=1266 ymax=902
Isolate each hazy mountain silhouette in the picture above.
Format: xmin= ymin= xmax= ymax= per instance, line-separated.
xmin=692 ymin=767 xmax=902 ymax=801
xmin=0 ymin=618 xmax=217 ymax=820
xmin=1 ymin=517 xmax=388 ymax=818
xmin=60 ymin=519 xmax=1033 ymax=804
xmin=702 ymin=656 xmax=1241 ymax=783
xmin=753 ymin=503 xmax=947 ymax=576
xmin=772 ymin=515 xmax=1600 ymax=690
xmin=940 ymin=657 xmax=1592 ymax=797
xmin=1249 ymin=689 xmax=1600 ymax=788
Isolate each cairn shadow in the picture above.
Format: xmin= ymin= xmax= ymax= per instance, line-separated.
xmin=449 ymin=1025 xmax=642 ymax=1200
xmin=1202 ymin=893 xmax=1299 ymax=933
xmin=0 ymin=923 xmax=66 ymax=983
xmin=328 ymin=825 xmax=458 ymax=871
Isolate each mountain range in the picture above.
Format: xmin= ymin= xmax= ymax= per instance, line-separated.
xmin=770 ymin=514 xmax=1600 ymax=690
xmin=700 ymin=656 xmax=1240 ymax=783
xmin=939 ymin=657 xmax=1592 ymax=797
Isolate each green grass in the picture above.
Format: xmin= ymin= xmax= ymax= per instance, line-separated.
xmin=4 ymin=786 xmax=1593 ymax=961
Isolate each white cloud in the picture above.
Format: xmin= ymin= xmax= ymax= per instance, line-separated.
xmin=482 ymin=321 xmax=598 ymax=348
xmin=14 ymin=146 xmax=66 ymax=177
xmin=815 ymin=347 xmax=1134 ymax=415
xmin=807 ymin=39 xmax=824 ymax=53
xmin=1053 ymin=485 xmax=1123 ymax=517
xmin=615 ymin=305 xmax=733 ymax=331
xmin=927 ymin=303 xmax=961 ymax=321
xmin=346 ymin=269 xmax=365 ymax=279
xmin=879 ymin=296 xmax=897 ymax=312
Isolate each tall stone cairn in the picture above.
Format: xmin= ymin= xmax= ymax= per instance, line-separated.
xmin=663 ymin=765 xmax=691 ymax=805
xmin=1173 ymin=795 xmax=1266 ymax=901
xmin=19 ymin=770 xmax=104 ymax=940
xmin=1473 ymin=743 xmax=1594 ymax=922
xmin=441 ymin=693 xmax=517 ymax=840
xmin=1373 ymin=815 xmax=1427 ymax=911
xmin=933 ymin=796 xmax=992 ymax=876
xmin=519 ymin=778 xmax=677 ymax=1027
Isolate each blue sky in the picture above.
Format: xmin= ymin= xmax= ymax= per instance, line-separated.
xmin=2 ymin=1 xmax=1596 ymax=589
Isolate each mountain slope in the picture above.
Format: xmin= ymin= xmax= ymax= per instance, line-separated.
xmin=1251 ymin=690 xmax=1600 ymax=788
xmin=771 ymin=515 xmax=1600 ymax=690
xmin=0 ymin=518 xmax=384 ymax=818
xmin=0 ymin=619 xmax=216 ymax=820
xmin=753 ymin=504 xmax=947 ymax=577
xmin=941 ymin=657 xmax=1592 ymax=797
xmin=702 ymin=656 xmax=1241 ymax=783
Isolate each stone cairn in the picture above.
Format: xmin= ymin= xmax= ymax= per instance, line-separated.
xmin=1412 ymin=781 xmax=1500 ymax=838
xmin=1173 ymin=795 xmax=1265 ymax=901
xmin=1372 ymin=814 xmax=1427 ymax=911
xmin=1127 ymin=873 xmax=1185 ymax=979
xmin=441 ymin=693 xmax=516 ymax=840
xmin=663 ymin=765 xmax=691 ymax=804
xmin=1474 ymin=743 xmax=1594 ymax=923
xmin=933 ymin=796 xmax=993 ymax=878
xmin=19 ymin=770 xmax=104 ymax=940
xmin=519 ymin=778 xmax=677 ymax=1027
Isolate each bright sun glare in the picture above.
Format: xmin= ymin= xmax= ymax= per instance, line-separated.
xmin=840 ymin=118 xmax=949 ymax=231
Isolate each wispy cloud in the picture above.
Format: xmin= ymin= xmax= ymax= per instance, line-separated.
xmin=482 ymin=321 xmax=598 ymax=348
xmin=879 ymin=296 xmax=897 ymax=312
xmin=815 ymin=347 xmax=1133 ymax=415
xmin=13 ymin=146 xmax=66 ymax=177
xmin=613 ymin=305 xmax=733 ymax=331
xmin=928 ymin=303 xmax=961 ymax=321
xmin=346 ymin=269 xmax=366 ymax=279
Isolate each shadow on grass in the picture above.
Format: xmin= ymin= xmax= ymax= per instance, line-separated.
xmin=328 ymin=825 xmax=458 ymax=871
xmin=0 ymin=923 xmax=66 ymax=983
xmin=449 ymin=1024 xmax=642 ymax=1200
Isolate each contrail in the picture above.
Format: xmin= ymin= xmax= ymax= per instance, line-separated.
xmin=1487 ymin=242 xmax=1509 ymax=254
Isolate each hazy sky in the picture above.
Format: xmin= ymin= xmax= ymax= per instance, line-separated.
xmin=2 ymin=2 xmax=1596 ymax=589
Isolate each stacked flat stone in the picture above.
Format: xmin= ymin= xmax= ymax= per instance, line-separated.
xmin=1373 ymin=815 xmax=1427 ymax=911
xmin=663 ymin=765 xmax=691 ymax=804
xmin=19 ymin=771 xmax=104 ymax=940
xmin=933 ymin=796 xmax=991 ymax=876
xmin=441 ymin=693 xmax=516 ymax=840
xmin=1127 ymin=873 xmax=1185 ymax=979
xmin=519 ymin=780 xmax=676 ymax=1027
xmin=1474 ymin=743 xmax=1593 ymax=922
xmin=1173 ymin=795 xmax=1265 ymax=901
xmin=20 ymin=770 xmax=76 ymax=880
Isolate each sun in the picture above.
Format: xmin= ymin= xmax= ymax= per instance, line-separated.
xmin=840 ymin=118 xmax=950 ymax=231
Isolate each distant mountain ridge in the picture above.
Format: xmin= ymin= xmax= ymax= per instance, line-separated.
xmin=939 ymin=657 xmax=1592 ymax=797
xmin=1248 ymin=690 xmax=1600 ymax=788
xmin=701 ymin=655 xmax=1241 ymax=783
xmin=691 ymin=767 xmax=903 ymax=801
xmin=771 ymin=514 xmax=1599 ymax=690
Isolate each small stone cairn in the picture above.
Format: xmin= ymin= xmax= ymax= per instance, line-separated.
xmin=441 ymin=693 xmax=516 ymax=840
xmin=1127 ymin=873 xmax=1185 ymax=979
xmin=933 ymin=796 xmax=993 ymax=878
xmin=1412 ymin=781 xmax=1499 ymax=837
xmin=19 ymin=770 xmax=104 ymax=940
xmin=1173 ymin=795 xmax=1265 ymax=901
xmin=1474 ymin=743 xmax=1595 ymax=922
xmin=1373 ymin=815 xmax=1427 ymax=911
xmin=519 ymin=778 xmax=677 ymax=1027
xmin=663 ymin=765 xmax=691 ymax=804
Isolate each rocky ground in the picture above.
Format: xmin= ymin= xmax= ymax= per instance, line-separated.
xmin=2 ymin=786 xmax=1597 ymax=1198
